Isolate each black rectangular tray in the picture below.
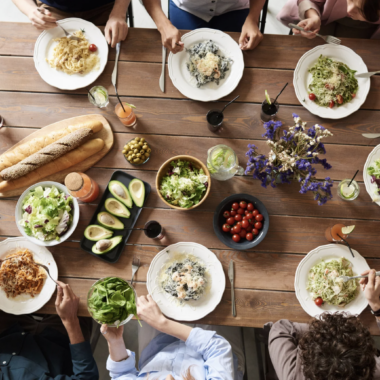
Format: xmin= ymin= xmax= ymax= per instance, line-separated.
xmin=80 ymin=170 xmax=151 ymax=263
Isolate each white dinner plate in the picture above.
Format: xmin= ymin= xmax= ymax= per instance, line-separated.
xmin=295 ymin=244 xmax=369 ymax=318
xmin=168 ymin=28 xmax=244 ymax=102
xmin=147 ymin=242 xmax=225 ymax=321
xmin=293 ymin=45 xmax=370 ymax=119
xmin=363 ymin=144 xmax=380 ymax=206
xmin=33 ymin=18 xmax=108 ymax=90
xmin=0 ymin=237 xmax=58 ymax=315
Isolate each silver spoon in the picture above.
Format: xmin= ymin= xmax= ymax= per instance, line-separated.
xmin=339 ymin=271 xmax=380 ymax=283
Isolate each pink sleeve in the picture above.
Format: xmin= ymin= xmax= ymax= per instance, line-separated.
xmin=297 ymin=0 xmax=324 ymax=19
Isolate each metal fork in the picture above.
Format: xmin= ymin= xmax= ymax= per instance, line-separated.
xmin=339 ymin=271 xmax=380 ymax=283
xmin=0 ymin=258 xmax=59 ymax=286
xmin=289 ymin=23 xmax=341 ymax=45
xmin=355 ymin=71 xmax=380 ymax=78
xmin=131 ymin=257 xmax=140 ymax=285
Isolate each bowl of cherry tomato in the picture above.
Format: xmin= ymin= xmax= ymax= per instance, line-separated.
xmin=213 ymin=194 xmax=269 ymax=250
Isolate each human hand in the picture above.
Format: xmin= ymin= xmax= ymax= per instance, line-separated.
xmin=239 ymin=17 xmax=263 ymax=50
xmin=293 ymin=10 xmax=321 ymax=39
xmin=137 ymin=295 xmax=167 ymax=330
xmin=159 ymin=23 xmax=184 ymax=54
xmin=105 ymin=14 xmax=128 ymax=48
xmin=101 ymin=324 xmax=124 ymax=343
xmin=55 ymin=281 xmax=80 ymax=326
xmin=28 ymin=7 xmax=57 ymax=30
xmin=360 ymin=269 xmax=380 ymax=311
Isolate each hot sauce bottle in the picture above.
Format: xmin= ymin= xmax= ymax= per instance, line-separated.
xmin=64 ymin=172 xmax=99 ymax=203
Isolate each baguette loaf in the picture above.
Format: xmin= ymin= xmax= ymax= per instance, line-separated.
xmin=0 ymin=138 xmax=105 ymax=192
xmin=0 ymin=119 xmax=103 ymax=171
xmin=1 ymin=128 xmax=94 ymax=181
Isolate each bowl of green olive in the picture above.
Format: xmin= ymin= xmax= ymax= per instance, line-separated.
xmin=122 ymin=137 xmax=151 ymax=166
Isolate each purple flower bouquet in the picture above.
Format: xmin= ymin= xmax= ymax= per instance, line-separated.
xmin=245 ymin=114 xmax=334 ymax=205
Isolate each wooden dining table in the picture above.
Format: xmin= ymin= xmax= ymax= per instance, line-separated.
xmin=1 ymin=22 xmax=380 ymax=333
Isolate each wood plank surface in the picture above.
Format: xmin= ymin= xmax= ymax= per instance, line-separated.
xmin=2 ymin=200 xmax=380 ymax=257
xmin=2 ymin=23 xmax=380 ymax=72
xmin=38 ymin=277 xmax=380 ymax=334
xmin=0 ymin=127 xmax=375 ymax=182
xmin=1 ymin=92 xmax=380 ymax=146
xmin=1 ymin=57 xmax=380 ymax=109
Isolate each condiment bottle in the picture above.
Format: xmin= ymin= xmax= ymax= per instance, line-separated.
xmin=64 ymin=172 xmax=99 ymax=203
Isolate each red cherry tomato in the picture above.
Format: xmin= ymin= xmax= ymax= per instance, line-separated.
xmin=242 ymin=220 xmax=249 ymax=229
xmin=252 ymin=228 xmax=259 ymax=235
xmin=232 ymin=202 xmax=239 ymax=210
xmin=232 ymin=234 xmax=241 ymax=243
xmin=227 ymin=217 xmax=235 ymax=225
xmin=329 ymin=100 xmax=335 ymax=108
xmin=252 ymin=210 xmax=259 ymax=217
xmin=244 ymin=210 xmax=250 ymax=215
xmin=246 ymin=233 xmax=253 ymax=241
xmin=242 ymin=216 xmax=248 ymax=221
xmin=236 ymin=222 xmax=242 ymax=227
xmin=245 ymin=213 xmax=253 ymax=220
xmin=247 ymin=203 xmax=254 ymax=211
xmin=239 ymin=201 xmax=247 ymax=209
xmin=89 ymin=44 xmax=97 ymax=52
xmin=255 ymin=222 xmax=263 ymax=230
xmin=223 ymin=211 xmax=230 ymax=218
xmin=232 ymin=225 xmax=242 ymax=234
xmin=352 ymin=93 xmax=356 ymax=98
xmin=239 ymin=229 xmax=247 ymax=238
xmin=325 ymin=83 xmax=334 ymax=90
xmin=308 ymin=93 xmax=316 ymax=101
xmin=230 ymin=228 xmax=235 ymax=235
xmin=337 ymin=94 xmax=344 ymax=104
xmin=222 ymin=224 xmax=231 ymax=232
xmin=234 ymin=214 xmax=242 ymax=222
xmin=314 ymin=297 xmax=323 ymax=306
xmin=255 ymin=214 xmax=264 ymax=222
xmin=246 ymin=224 xmax=253 ymax=232
xmin=230 ymin=210 xmax=237 ymax=216
xmin=237 ymin=208 xmax=245 ymax=215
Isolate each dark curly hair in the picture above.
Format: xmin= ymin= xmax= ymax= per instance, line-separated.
xmin=361 ymin=0 xmax=380 ymax=23
xmin=299 ymin=312 xmax=377 ymax=380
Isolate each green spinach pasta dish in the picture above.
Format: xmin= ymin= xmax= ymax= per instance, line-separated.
xmin=308 ymin=55 xmax=358 ymax=109
xmin=306 ymin=258 xmax=358 ymax=307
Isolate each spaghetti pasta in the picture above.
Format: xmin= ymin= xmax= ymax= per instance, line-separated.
xmin=0 ymin=249 xmax=46 ymax=298
xmin=47 ymin=30 xmax=99 ymax=75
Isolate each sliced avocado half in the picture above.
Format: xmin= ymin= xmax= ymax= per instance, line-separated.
xmin=108 ymin=180 xmax=132 ymax=208
xmin=97 ymin=211 xmax=124 ymax=230
xmin=105 ymin=198 xmax=130 ymax=219
xmin=129 ymin=179 xmax=145 ymax=208
xmin=84 ymin=225 xmax=113 ymax=241
xmin=92 ymin=236 xmax=123 ymax=254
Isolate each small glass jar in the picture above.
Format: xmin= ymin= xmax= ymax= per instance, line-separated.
xmin=123 ymin=138 xmax=150 ymax=166
xmin=88 ymin=86 xmax=109 ymax=108
xmin=261 ymin=98 xmax=279 ymax=123
xmin=337 ymin=179 xmax=360 ymax=201
xmin=115 ymin=103 xmax=137 ymax=127
xmin=64 ymin=172 xmax=100 ymax=203
xmin=144 ymin=221 xmax=165 ymax=240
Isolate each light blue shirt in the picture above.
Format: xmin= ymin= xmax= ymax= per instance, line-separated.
xmin=107 ymin=327 xmax=242 ymax=379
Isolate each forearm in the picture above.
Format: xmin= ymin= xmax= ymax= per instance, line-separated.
xmin=142 ymin=0 xmax=171 ymax=30
xmin=108 ymin=338 xmax=129 ymax=362
xmin=110 ymin=0 xmax=130 ymax=18
xmin=156 ymin=318 xmax=193 ymax=342
xmin=248 ymin=0 xmax=267 ymax=22
xmin=64 ymin=318 xmax=85 ymax=345
xmin=12 ymin=0 xmax=37 ymax=17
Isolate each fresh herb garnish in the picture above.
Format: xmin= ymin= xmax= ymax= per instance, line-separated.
xmin=88 ymin=277 xmax=139 ymax=327
xmin=81 ymin=28 xmax=85 ymax=33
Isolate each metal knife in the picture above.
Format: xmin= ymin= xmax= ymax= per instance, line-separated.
xmin=111 ymin=42 xmax=121 ymax=92
xmin=159 ymin=46 xmax=166 ymax=93
xmin=228 ymin=260 xmax=236 ymax=317
xmin=362 ymin=133 xmax=380 ymax=139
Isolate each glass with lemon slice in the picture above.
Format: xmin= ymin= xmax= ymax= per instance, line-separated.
xmin=337 ymin=179 xmax=360 ymax=201
xmin=88 ymin=86 xmax=109 ymax=108
xmin=261 ymin=90 xmax=279 ymax=123
xmin=325 ymin=224 xmax=355 ymax=243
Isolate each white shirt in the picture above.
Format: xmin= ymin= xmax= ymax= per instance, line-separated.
xmin=141 ymin=0 xmax=250 ymax=22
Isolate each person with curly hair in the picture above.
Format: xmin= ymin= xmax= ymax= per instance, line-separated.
xmin=268 ymin=268 xmax=380 ymax=380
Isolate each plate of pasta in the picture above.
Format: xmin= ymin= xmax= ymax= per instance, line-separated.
xmin=0 ymin=237 xmax=58 ymax=315
xmin=293 ymin=45 xmax=370 ymax=119
xmin=147 ymin=242 xmax=225 ymax=321
xmin=34 ymin=18 xmax=108 ymax=90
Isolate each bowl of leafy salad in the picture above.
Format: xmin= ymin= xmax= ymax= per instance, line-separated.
xmin=16 ymin=181 xmax=79 ymax=247
xmin=156 ymin=156 xmax=211 ymax=210
xmin=87 ymin=277 xmax=138 ymax=327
